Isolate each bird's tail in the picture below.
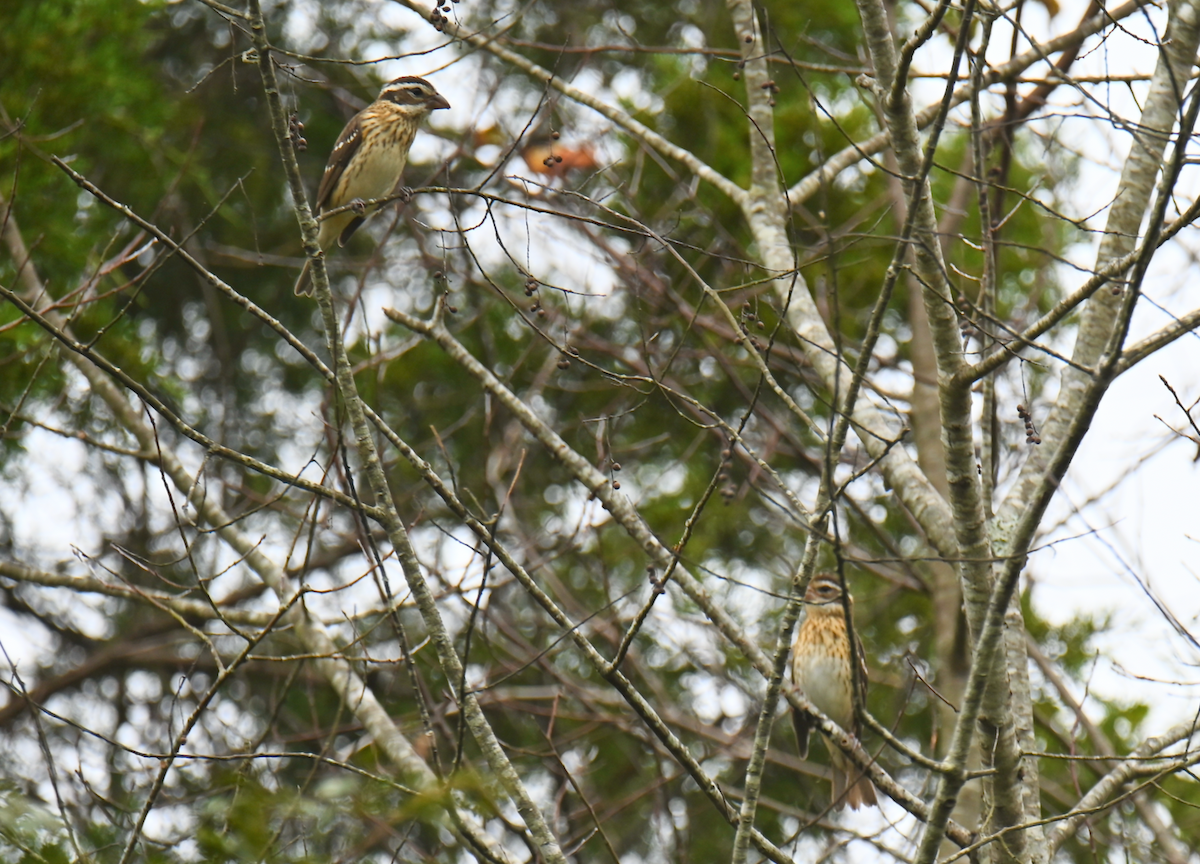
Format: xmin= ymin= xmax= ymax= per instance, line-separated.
xmin=294 ymin=259 xmax=314 ymax=296
xmin=831 ymin=764 xmax=878 ymax=810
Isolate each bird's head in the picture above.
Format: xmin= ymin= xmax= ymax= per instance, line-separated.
xmin=804 ymin=574 xmax=851 ymax=613
xmin=378 ymin=76 xmax=451 ymax=114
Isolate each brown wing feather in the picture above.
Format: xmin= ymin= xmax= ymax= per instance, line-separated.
xmin=316 ymin=112 xmax=364 ymax=212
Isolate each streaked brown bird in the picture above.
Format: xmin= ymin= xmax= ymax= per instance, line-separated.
xmin=294 ymin=76 xmax=450 ymax=296
xmin=791 ymin=573 xmax=878 ymax=810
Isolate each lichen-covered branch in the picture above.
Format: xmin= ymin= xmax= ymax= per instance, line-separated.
xmin=996 ymin=0 xmax=1200 ymax=540
xmin=246 ymin=2 xmax=565 ymax=858
xmin=0 ymin=197 xmax=506 ymax=859
xmin=384 ymin=305 xmax=977 ymax=849
xmin=1046 ymin=720 xmax=1200 ymax=853
xmin=786 ymin=0 xmax=1145 ymax=205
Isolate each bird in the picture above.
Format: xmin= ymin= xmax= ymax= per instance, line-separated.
xmin=791 ymin=573 xmax=878 ymax=810
xmin=294 ymin=76 xmax=450 ymax=296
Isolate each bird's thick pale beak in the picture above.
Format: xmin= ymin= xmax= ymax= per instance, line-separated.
xmin=429 ymin=93 xmax=451 ymax=111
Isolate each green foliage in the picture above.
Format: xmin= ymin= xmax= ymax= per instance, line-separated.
xmin=1022 ymin=588 xmax=1106 ymax=677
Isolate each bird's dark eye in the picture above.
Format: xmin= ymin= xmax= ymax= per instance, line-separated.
xmin=408 ymin=87 xmax=424 ymax=96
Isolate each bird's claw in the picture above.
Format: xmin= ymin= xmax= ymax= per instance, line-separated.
xmin=398 ymin=186 xmax=415 ymax=203
xmin=350 ymin=198 xmax=368 ymax=215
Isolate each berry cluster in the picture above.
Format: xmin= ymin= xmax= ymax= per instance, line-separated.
xmin=760 ymin=78 xmax=780 ymax=107
xmin=1017 ymin=403 xmax=1041 ymax=445
xmin=429 ymin=0 xmax=457 ymax=32
xmin=432 ymin=271 xmax=458 ymax=314
xmin=718 ymin=446 xmax=736 ymax=504
xmin=288 ymin=112 xmax=307 ymax=152
xmin=523 ymin=277 xmax=548 ymax=319
xmin=542 ymin=130 xmax=564 ymax=167
xmin=647 ymin=564 xmax=666 ymax=596
xmin=738 ymin=302 xmax=766 ymax=351
xmin=557 ymin=345 xmax=579 ymax=371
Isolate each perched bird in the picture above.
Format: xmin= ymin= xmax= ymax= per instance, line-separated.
xmin=294 ymin=76 xmax=450 ymax=295
xmin=791 ymin=573 xmax=878 ymax=810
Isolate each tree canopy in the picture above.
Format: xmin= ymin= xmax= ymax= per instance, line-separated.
xmin=1 ymin=0 xmax=1198 ymax=861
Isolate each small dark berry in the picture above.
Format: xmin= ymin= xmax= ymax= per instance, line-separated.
xmin=612 ymin=480 xmax=621 ymax=490
xmin=611 ymin=462 xmax=621 ymax=472
xmin=551 ymin=130 xmax=560 ymax=140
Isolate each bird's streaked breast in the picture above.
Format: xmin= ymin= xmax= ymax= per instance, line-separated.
xmin=333 ymin=103 xmax=418 ymax=209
